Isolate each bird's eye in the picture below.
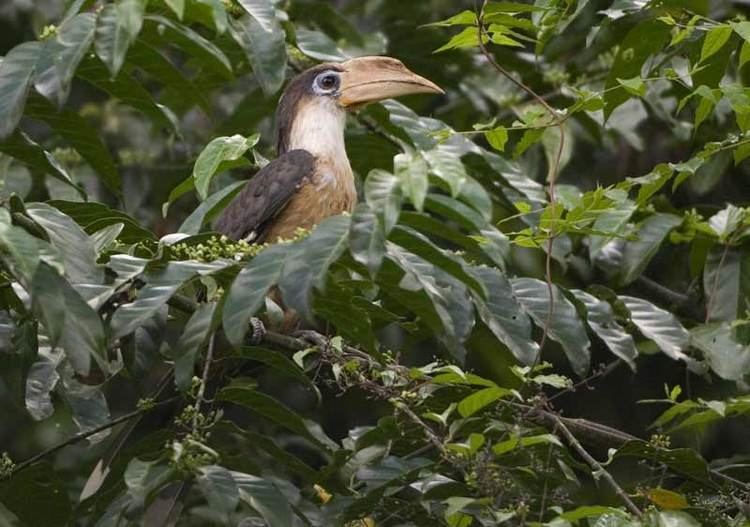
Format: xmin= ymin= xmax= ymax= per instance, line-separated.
xmin=314 ymin=72 xmax=340 ymax=93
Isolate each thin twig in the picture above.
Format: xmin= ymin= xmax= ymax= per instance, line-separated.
xmin=547 ymin=359 xmax=623 ymax=403
xmin=475 ymin=0 xmax=565 ymax=351
xmin=193 ymin=334 xmax=216 ymax=432
xmin=549 ymin=412 xmax=643 ymax=517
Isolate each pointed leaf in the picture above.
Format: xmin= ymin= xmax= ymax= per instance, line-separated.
xmin=620 ymin=295 xmax=690 ymax=361
xmin=691 ymin=323 xmax=750 ymax=381
xmin=394 ymin=151 xmax=428 ymax=212
xmin=364 ymin=169 xmax=402 ymax=234
xmin=31 ymin=262 xmax=107 ymax=375
xmin=469 ymin=266 xmax=539 ymax=365
xmin=232 ymin=471 xmax=293 ymax=527
xmin=95 ymin=0 xmax=146 ymax=77
xmin=34 ymin=13 xmax=97 ymax=107
xmin=279 ymin=215 xmax=350 ymax=322
xmin=174 ymin=301 xmax=218 ymax=391
xmin=511 ymin=278 xmax=591 ymax=377
xmin=571 ymin=289 xmax=637 ymax=368
xmin=26 ymin=202 xmax=103 ymax=285
xmin=230 ymin=8 xmax=287 ymax=94
xmin=193 ymin=135 xmax=258 ymax=200
xmin=223 ymin=244 xmax=290 ymax=347
xmin=0 ymin=41 xmax=42 ymax=139
xmin=24 ymin=94 xmax=120 ymax=194
xmin=620 ymin=213 xmax=682 ymax=286
xmin=349 ymin=202 xmax=386 ymax=276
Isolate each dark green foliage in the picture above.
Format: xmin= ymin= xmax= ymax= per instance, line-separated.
xmin=1 ymin=1 xmax=750 ymax=526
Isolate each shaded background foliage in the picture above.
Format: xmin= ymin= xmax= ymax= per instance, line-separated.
xmin=0 ymin=0 xmax=750 ymax=525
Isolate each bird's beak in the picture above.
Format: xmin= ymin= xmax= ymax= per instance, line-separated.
xmin=338 ymin=56 xmax=444 ymax=109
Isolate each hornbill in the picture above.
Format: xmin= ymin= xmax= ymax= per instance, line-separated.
xmin=215 ymin=56 xmax=443 ymax=242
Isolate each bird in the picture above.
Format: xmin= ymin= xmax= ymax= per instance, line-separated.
xmin=215 ymin=56 xmax=443 ymax=242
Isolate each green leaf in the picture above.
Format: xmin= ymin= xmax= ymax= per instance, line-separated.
xmin=0 ymin=41 xmax=42 ymax=139
xmin=620 ymin=295 xmax=690 ymax=361
xmin=219 ymin=384 xmax=328 ymax=449
xmin=511 ymin=278 xmax=591 ymax=377
xmin=197 ymin=465 xmax=239 ymax=520
xmin=386 ymin=243 xmax=474 ymax=361
xmin=223 ymin=244 xmax=290 ymax=347
xmin=571 ymin=289 xmax=637 ymax=369
xmin=123 ymin=458 xmax=174 ymax=509
xmin=234 ymin=347 xmax=314 ymax=390
xmin=541 ymin=124 xmax=573 ymax=182
xmin=457 ymin=386 xmax=511 ymax=417
xmin=620 ymin=213 xmax=682 ymax=286
xmin=142 ymin=15 xmax=232 ymax=78
xmin=349 ymin=202 xmax=386 ymax=276
xmin=707 ymin=204 xmax=743 ymax=241
xmin=34 ymin=13 xmax=97 ymax=107
xmin=31 ymin=262 xmax=107 ymax=375
xmin=470 ymin=266 xmax=538 ymax=365
xmin=0 ymin=131 xmax=84 ymax=198
xmin=111 ymin=260 xmax=227 ymax=338
xmin=485 ymin=127 xmax=508 ymax=152
xmin=180 ymin=180 xmax=245 ymax=234
xmin=25 ymin=202 xmax=103 ymax=285
xmin=279 ymin=215 xmax=351 ymax=322
xmin=423 ymin=147 xmax=467 ymax=199
xmin=24 ymin=347 xmax=60 ymax=421
xmin=588 ymin=199 xmax=636 ymax=258
xmin=364 ymin=169 xmax=402 ymax=234
xmin=48 ymin=199 xmax=155 ymax=244
xmin=513 ymin=128 xmax=544 ymax=158
xmin=232 ymin=471 xmax=294 ymax=527
xmin=95 ymin=0 xmax=146 ymax=77
xmin=174 ymin=301 xmax=218 ymax=391
xmin=700 ymin=25 xmax=733 ymax=64
xmin=704 ymin=247 xmax=744 ymax=322
xmin=435 ymin=26 xmax=485 ymax=53
xmin=164 ymin=0 xmax=185 ymax=18
xmin=615 ymin=440 xmax=709 ymax=481
xmin=394 ymin=151 xmax=428 ymax=212
xmin=603 ymin=20 xmax=670 ymax=118
xmin=230 ymin=6 xmax=287 ymax=94
xmin=616 ymin=76 xmax=647 ymax=97
xmin=691 ymin=323 xmax=750 ymax=381
xmin=390 ymin=226 xmax=485 ymax=296
xmin=492 ymin=434 xmax=562 ymax=456
xmin=0 ymin=209 xmax=62 ymax=287
xmin=193 ymin=134 xmax=258 ymax=200
xmin=75 ymin=57 xmax=179 ymax=133
xmin=423 ymin=10 xmax=476 ymax=27
xmin=295 ymin=28 xmax=347 ymax=62
xmin=24 ymin=94 xmax=121 ymax=194
xmin=126 ymin=40 xmax=210 ymax=113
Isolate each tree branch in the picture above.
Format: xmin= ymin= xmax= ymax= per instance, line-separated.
xmin=9 ymin=396 xmax=179 ymax=478
xmin=548 ymin=411 xmax=643 ymax=517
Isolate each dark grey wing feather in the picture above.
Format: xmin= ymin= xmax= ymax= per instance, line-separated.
xmin=214 ymin=149 xmax=314 ymax=241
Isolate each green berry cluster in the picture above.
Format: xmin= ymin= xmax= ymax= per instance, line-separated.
xmin=170 ymin=229 xmax=311 ymax=263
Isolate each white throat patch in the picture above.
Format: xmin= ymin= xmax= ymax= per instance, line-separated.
xmin=288 ymin=97 xmax=348 ymax=167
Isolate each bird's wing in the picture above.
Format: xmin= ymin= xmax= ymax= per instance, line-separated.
xmin=214 ymin=149 xmax=315 ymax=241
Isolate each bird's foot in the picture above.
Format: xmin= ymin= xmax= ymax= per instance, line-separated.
xmin=248 ymin=317 xmax=267 ymax=345
xmin=294 ymin=330 xmax=329 ymax=349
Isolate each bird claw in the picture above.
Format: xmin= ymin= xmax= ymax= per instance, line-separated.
xmin=294 ymin=330 xmax=329 ymax=349
xmin=248 ymin=317 xmax=266 ymax=345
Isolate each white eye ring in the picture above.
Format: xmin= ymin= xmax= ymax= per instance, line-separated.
xmin=313 ymin=71 xmax=341 ymax=94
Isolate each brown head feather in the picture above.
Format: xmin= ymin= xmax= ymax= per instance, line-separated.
xmin=276 ymin=63 xmax=344 ymax=154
